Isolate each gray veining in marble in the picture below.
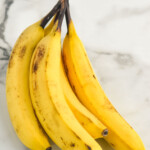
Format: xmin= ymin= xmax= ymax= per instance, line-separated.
xmin=0 ymin=0 xmax=150 ymax=149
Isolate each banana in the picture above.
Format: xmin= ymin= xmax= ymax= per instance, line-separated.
xmin=45 ymin=3 xmax=102 ymax=150
xmin=44 ymin=11 xmax=108 ymax=140
xmin=60 ymin=59 xmax=108 ymax=139
xmin=6 ymin=2 xmax=61 ymax=149
xmin=6 ymin=21 xmax=51 ymax=150
xmin=62 ymin=4 xmax=145 ymax=150
xmin=29 ymin=14 xmax=96 ymax=150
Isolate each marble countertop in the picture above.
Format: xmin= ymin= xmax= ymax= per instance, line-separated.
xmin=0 ymin=0 xmax=150 ymax=149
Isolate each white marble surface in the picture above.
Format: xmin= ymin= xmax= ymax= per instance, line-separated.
xmin=0 ymin=0 xmax=150 ymax=149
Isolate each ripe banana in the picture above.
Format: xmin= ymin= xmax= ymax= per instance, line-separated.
xmin=62 ymin=4 xmax=145 ymax=150
xmin=6 ymin=1 xmax=62 ymax=149
xmin=44 ymin=11 xmax=108 ymax=140
xmin=60 ymin=59 xmax=108 ymax=139
xmin=45 ymin=4 xmax=102 ymax=150
xmin=6 ymin=21 xmax=51 ymax=150
xmin=29 ymin=14 xmax=97 ymax=150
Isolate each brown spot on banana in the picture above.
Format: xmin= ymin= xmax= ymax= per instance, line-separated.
xmin=32 ymin=45 xmax=45 ymax=73
xmin=81 ymin=122 xmax=85 ymax=126
xmin=70 ymin=142 xmax=75 ymax=147
xmin=33 ymin=62 xmax=38 ymax=73
xmin=37 ymin=45 xmax=45 ymax=58
xmin=65 ymin=65 xmax=69 ymax=76
xmin=19 ymin=46 xmax=26 ymax=58
xmin=8 ymin=50 xmax=15 ymax=68
xmin=110 ymin=143 xmax=115 ymax=147
xmin=93 ymin=75 xmax=96 ymax=79
xmin=85 ymin=144 xmax=92 ymax=150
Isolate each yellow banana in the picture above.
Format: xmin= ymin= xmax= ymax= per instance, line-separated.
xmin=6 ymin=2 xmax=62 ymax=149
xmin=45 ymin=4 xmax=102 ymax=150
xmin=62 ymin=5 xmax=145 ymax=150
xmin=6 ymin=21 xmax=51 ymax=150
xmin=60 ymin=60 xmax=108 ymax=139
xmin=30 ymin=19 xmax=95 ymax=149
xmin=44 ymin=12 xmax=108 ymax=140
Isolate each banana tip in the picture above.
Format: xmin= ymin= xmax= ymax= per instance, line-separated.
xmin=102 ymin=129 xmax=108 ymax=137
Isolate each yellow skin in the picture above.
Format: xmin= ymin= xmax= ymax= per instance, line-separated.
xmin=45 ymin=18 xmax=108 ymax=139
xmin=60 ymin=61 xmax=107 ymax=139
xmin=45 ymin=16 xmax=107 ymax=139
xmin=45 ymin=24 xmax=102 ymax=150
xmin=62 ymin=20 xmax=145 ymax=150
xmin=30 ymin=23 xmax=94 ymax=150
xmin=6 ymin=21 xmax=51 ymax=150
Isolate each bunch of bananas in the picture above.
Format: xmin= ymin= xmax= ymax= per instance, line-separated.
xmin=6 ymin=0 xmax=145 ymax=150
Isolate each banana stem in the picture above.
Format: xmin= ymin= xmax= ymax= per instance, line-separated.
xmin=40 ymin=0 xmax=61 ymax=28
xmin=53 ymin=0 xmax=66 ymax=24
xmin=65 ymin=0 xmax=71 ymax=33
xmin=54 ymin=9 xmax=60 ymax=23
xmin=57 ymin=0 xmax=67 ymax=31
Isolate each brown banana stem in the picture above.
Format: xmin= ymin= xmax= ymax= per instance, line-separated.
xmin=40 ymin=0 xmax=61 ymax=28
xmin=57 ymin=0 xmax=67 ymax=31
xmin=54 ymin=9 xmax=61 ymax=23
xmin=65 ymin=0 xmax=71 ymax=33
